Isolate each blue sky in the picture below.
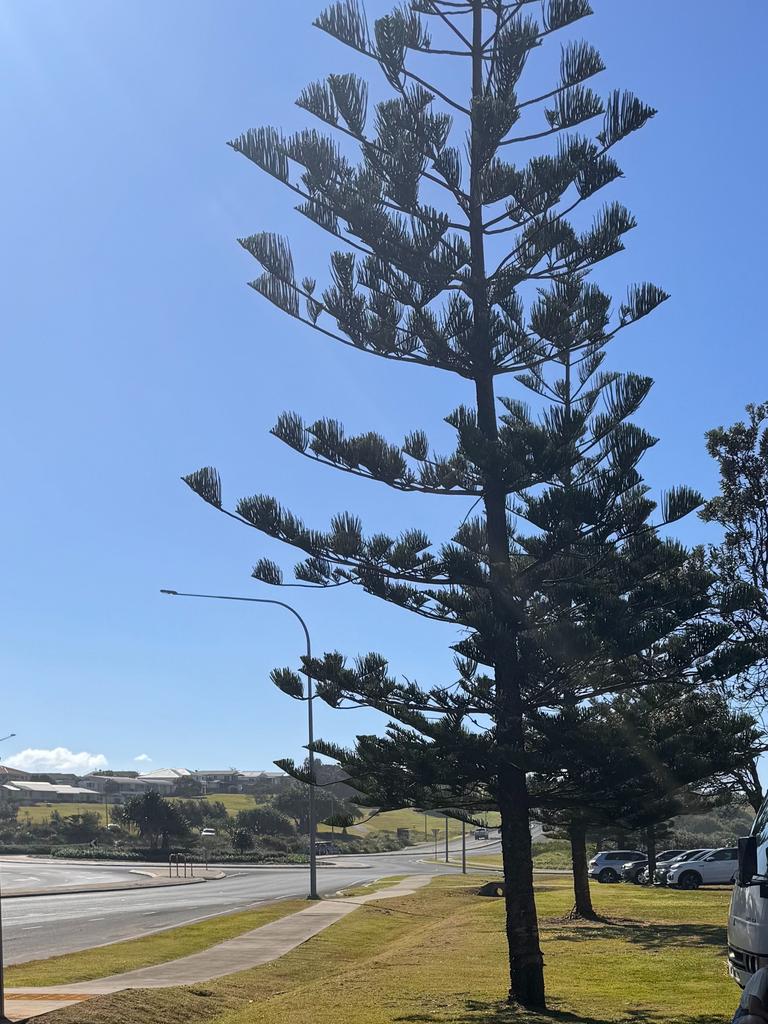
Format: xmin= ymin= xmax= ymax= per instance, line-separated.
xmin=2 ymin=1 xmax=766 ymax=775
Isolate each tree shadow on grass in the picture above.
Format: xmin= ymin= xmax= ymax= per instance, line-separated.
xmin=548 ymin=918 xmax=727 ymax=953
xmin=395 ymin=1001 xmax=729 ymax=1024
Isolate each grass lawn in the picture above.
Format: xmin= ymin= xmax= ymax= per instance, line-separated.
xmin=467 ymin=840 xmax=594 ymax=871
xmin=39 ymin=874 xmax=737 ymax=1024
xmin=18 ymin=802 xmax=110 ymax=824
xmin=18 ymin=801 xmax=486 ymax=837
xmin=340 ymin=807 xmax=502 ymax=839
xmin=6 ymin=899 xmax=306 ymax=987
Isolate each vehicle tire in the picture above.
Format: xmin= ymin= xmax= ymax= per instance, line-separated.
xmin=677 ymin=871 xmax=701 ymax=890
xmin=598 ymin=868 xmax=619 ymax=884
xmin=631 ymin=870 xmax=643 ymax=884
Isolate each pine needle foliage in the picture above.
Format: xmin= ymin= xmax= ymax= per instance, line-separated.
xmin=184 ymin=1 xmax=726 ymax=1008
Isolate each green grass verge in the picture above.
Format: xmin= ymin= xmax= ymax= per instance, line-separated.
xmin=343 ymin=807 xmax=501 ymax=839
xmin=37 ymin=873 xmax=737 ymax=1024
xmin=6 ymin=899 xmax=306 ymax=987
xmin=468 ymin=839 xmax=591 ymax=871
xmin=334 ymin=876 xmax=408 ymax=898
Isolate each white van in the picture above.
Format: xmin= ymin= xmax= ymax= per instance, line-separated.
xmin=728 ymin=806 xmax=768 ymax=987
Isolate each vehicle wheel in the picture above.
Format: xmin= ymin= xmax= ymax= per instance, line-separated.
xmin=631 ymin=870 xmax=643 ymax=884
xmin=598 ymin=868 xmax=619 ymax=884
xmin=677 ymin=871 xmax=701 ymax=890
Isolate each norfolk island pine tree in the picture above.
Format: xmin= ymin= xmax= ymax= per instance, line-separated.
xmin=183 ymin=1 xmax=729 ymax=1007
xmin=529 ymin=684 xmax=764 ymax=918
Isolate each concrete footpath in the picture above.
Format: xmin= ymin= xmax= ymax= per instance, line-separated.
xmin=5 ymin=874 xmax=432 ymax=1020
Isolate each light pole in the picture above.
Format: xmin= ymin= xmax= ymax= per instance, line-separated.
xmin=160 ymin=589 xmax=319 ymax=901
xmin=0 ymin=731 xmax=15 ymax=1024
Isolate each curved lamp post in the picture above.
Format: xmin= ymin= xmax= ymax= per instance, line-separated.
xmin=160 ymin=589 xmax=319 ymax=900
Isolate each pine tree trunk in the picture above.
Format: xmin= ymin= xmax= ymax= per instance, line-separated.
xmin=567 ymin=822 xmax=597 ymax=919
xmin=498 ymin=771 xmax=546 ymax=1008
xmin=646 ymin=826 xmax=657 ymax=884
xmin=467 ymin=1 xmax=545 ymax=1008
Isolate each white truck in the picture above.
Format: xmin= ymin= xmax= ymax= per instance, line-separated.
xmin=728 ymin=804 xmax=768 ymax=987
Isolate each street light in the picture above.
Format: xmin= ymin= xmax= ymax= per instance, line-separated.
xmin=160 ymin=589 xmax=319 ymax=900
xmin=0 ymin=731 xmax=15 ymax=1024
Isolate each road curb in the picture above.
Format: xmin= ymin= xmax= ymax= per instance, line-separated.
xmin=5 ymin=872 xmax=226 ymax=899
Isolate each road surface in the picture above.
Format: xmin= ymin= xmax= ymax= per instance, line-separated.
xmin=2 ymin=861 xmax=143 ymax=895
xmin=1 ymin=838 xmax=501 ymax=964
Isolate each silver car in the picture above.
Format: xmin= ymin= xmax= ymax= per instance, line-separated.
xmin=588 ymin=849 xmax=644 ymax=884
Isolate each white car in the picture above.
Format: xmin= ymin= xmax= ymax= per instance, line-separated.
xmin=588 ymin=849 xmax=644 ymax=884
xmin=666 ymin=847 xmax=737 ymax=889
xmin=200 ymin=827 xmax=217 ymax=837
xmin=643 ymin=848 xmax=712 ymax=885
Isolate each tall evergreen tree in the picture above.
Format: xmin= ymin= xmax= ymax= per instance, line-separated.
xmin=701 ymin=403 xmax=768 ymax=814
xmin=185 ymin=1 xmax=725 ymax=1006
xmin=530 ymin=685 xmax=763 ymax=917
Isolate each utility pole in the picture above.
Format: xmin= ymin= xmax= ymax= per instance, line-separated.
xmin=462 ymin=820 xmax=467 ymax=875
xmin=444 ymin=815 xmax=449 ymax=863
xmin=0 ymin=878 xmax=7 ymax=1024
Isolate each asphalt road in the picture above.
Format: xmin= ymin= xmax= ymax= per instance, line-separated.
xmin=2 ymin=861 xmax=143 ymax=894
xmin=1 ymin=839 xmax=501 ymax=964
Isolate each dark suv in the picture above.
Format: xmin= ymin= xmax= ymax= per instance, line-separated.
xmin=620 ymin=850 xmax=687 ymax=884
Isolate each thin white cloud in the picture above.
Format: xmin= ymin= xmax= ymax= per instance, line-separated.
xmin=134 ymin=753 xmax=152 ymax=763
xmin=5 ymin=747 xmax=108 ymax=774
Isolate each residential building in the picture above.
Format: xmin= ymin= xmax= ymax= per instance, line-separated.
xmin=136 ymin=768 xmax=188 ymax=793
xmin=1 ymin=781 xmax=99 ymax=805
xmin=191 ymin=770 xmax=241 ymax=793
xmin=0 ymin=765 xmax=31 ymax=783
xmin=77 ymin=774 xmax=154 ymax=802
xmin=239 ymin=770 xmax=290 ymax=793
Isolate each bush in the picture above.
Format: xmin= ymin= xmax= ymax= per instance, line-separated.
xmin=51 ymin=846 xmax=143 ymax=860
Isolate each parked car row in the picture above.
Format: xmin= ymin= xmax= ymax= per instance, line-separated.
xmin=588 ymin=846 xmax=739 ymax=889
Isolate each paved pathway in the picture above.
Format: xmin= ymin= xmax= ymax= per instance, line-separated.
xmin=5 ymin=874 xmax=432 ymax=1020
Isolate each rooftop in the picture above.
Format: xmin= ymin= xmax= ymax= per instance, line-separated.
xmin=2 ymin=781 xmax=96 ymax=796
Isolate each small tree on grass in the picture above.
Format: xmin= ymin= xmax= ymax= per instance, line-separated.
xmin=123 ymin=791 xmax=189 ymax=850
xmin=530 ymin=685 xmax=763 ymax=917
xmin=235 ymin=806 xmax=296 ymax=836
xmin=184 ymin=1 xmax=727 ymax=1007
xmin=231 ymin=828 xmax=255 ymax=854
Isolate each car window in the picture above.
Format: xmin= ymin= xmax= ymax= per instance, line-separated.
xmin=709 ymin=849 xmax=732 ymax=861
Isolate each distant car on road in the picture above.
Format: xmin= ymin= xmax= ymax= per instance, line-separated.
xmin=474 ymin=828 xmax=489 ymax=841
xmin=620 ymin=850 xmax=687 ymax=884
xmin=666 ymin=847 xmax=737 ymax=889
xmin=588 ymin=849 xmax=644 ymax=884
xmin=200 ymin=828 xmax=216 ymax=837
